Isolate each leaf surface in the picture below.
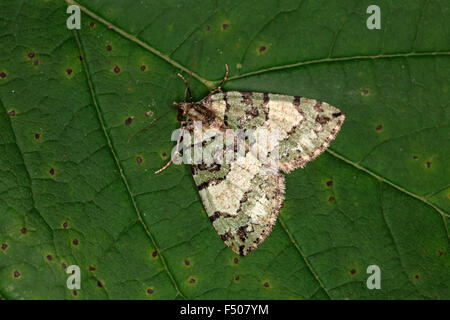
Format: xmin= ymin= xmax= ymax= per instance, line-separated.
xmin=0 ymin=0 xmax=448 ymax=299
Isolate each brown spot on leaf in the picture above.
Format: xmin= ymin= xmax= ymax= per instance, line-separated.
xmin=426 ymin=161 xmax=431 ymax=168
xmin=222 ymin=23 xmax=229 ymax=30
xmin=189 ymin=278 xmax=196 ymax=283
xmin=263 ymin=282 xmax=270 ymax=288
xmin=350 ymin=268 xmax=356 ymax=275
xmin=33 ymin=59 xmax=39 ymax=66
xmin=97 ymin=281 xmax=103 ymax=288
xmin=27 ymin=52 xmax=35 ymax=59
xmin=362 ymin=89 xmax=369 ymax=95
xmin=0 ymin=72 xmax=7 ymax=78
xmin=78 ymin=55 xmax=83 ymax=61
xmin=152 ymin=250 xmax=157 ymax=258
xmin=1 ymin=243 xmax=7 ymax=251
xmin=8 ymin=110 xmax=16 ymax=116
xmin=73 ymin=290 xmax=78 ymax=296
xmin=72 ymin=238 xmax=79 ymax=246
xmin=66 ymin=69 xmax=72 ymax=75
xmin=13 ymin=270 xmax=21 ymax=278
xmin=329 ymin=196 xmax=335 ymax=201
xmin=124 ymin=116 xmax=134 ymax=125
xmin=62 ymin=221 xmax=68 ymax=229
xmin=62 ymin=263 xmax=67 ymax=269
xmin=235 ymin=275 xmax=240 ymax=281
xmin=34 ymin=133 xmax=40 ymax=140
xmin=49 ymin=168 xmax=55 ymax=175
xmin=259 ymin=46 xmax=266 ymax=53
xmin=162 ymin=151 xmax=167 ymax=157
xmin=326 ymin=180 xmax=333 ymax=187
xmin=106 ymin=44 xmax=112 ymax=51
xmin=114 ymin=65 xmax=121 ymax=74
xmin=145 ymin=110 xmax=153 ymax=117
xmin=136 ymin=156 xmax=143 ymax=164
xmin=46 ymin=254 xmax=53 ymax=261
xmin=89 ymin=265 xmax=96 ymax=271
xmin=413 ymin=155 xmax=418 ymax=160
xmin=376 ymin=124 xmax=383 ymax=131
xmin=147 ymin=288 xmax=154 ymax=294
xmin=89 ymin=21 xmax=95 ymax=28
xmin=20 ymin=227 xmax=27 ymax=234
xmin=206 ymin=25 xmax=210 ymax=31
xmin=233 ymin=257 xmax=239 ymax=264
xmin=438 ymin=250 xmax=443 ymax=256
xmin=414 ymin=274 xmax=420 ymax=279
xmin=140 ymin=65 xmax=146 ymax=71
xmin=184 ymin=259 xmax=190 ymax=266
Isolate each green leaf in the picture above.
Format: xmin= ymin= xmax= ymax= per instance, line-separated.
xmin=0 ymin=0 xmax=448 ymax=299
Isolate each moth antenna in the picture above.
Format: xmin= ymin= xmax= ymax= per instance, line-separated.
xmin=154 ymin=124 xmax=185 ymax=174
xmin=177 ymin=41 xmax=199 ymax=103
xmin=155 ymin=43 xmax=199 ymax=173
xmin=186 ymin=41 xmax=199 ymax=102
xmin=177 ymin=73 xmax=193 ymax=102
xmin=206 ymin=64 xmax=229 ymax=98
xmin=127 ymin=108 xmax=175 ymax=143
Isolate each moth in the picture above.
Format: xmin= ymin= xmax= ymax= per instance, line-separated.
xmin=149 ymin=65 xmax=345 ymax=256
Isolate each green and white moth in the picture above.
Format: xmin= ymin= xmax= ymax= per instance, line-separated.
xmin=164 ymin=69 xmax=345 ymax=256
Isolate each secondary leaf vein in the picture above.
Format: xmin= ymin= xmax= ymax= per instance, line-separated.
xmin=72 ymin=29 xmax=186 ymax=299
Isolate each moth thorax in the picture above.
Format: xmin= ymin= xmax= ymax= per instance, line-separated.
xmin=183 ymin=102 xmax=205 ymax=118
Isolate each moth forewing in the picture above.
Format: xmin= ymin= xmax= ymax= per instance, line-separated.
xmin=182 ymin=91 xmax=344 ymax=255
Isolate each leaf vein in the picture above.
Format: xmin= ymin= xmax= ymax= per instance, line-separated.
xmin=278 ymin=217 xmax=332 ymax=299
xmin=72 ymin=29 xmax=186 ymax=299
xmin=326 ymin=149 xmax=450 ymax=235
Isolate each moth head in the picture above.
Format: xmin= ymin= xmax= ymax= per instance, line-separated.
xmin=173 ymin=101 xmax=194 ymax=116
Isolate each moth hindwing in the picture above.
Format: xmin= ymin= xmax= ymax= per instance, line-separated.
xmin=179 ymin=91 xmax=345 ymax=256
